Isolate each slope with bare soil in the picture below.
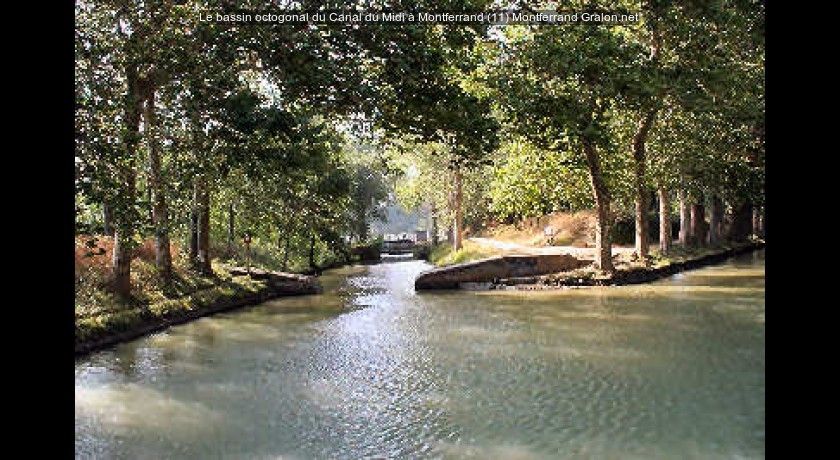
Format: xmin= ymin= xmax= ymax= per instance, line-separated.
xmin=477 ymin=211 xmax=597 ymax=248
xmin=468 ymin=211 xmax=646 ymax=261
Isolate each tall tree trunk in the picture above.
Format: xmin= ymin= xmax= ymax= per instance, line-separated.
xmin=453 ymin=164 xmax=463 ymax=251
xmin=143 ymin=86 xmax=172 ymax=278
xmin=658 ymin=186 xmax=671 ymax=255
xmin=678 ymin=189 xmax=691 ymax=246
xmin=708 ymin=195 xmax=724 ymax=246
xmin=147 ymin=186 xmax=154 ymax=225
xmin=752 ymin=206 xmax=762 ymax=238
xmin=111 ymin=230 xmax=133 ymax=298
xmin=308 ymin=232 xmax=317 ymax=272
xmin=110 ymin=64 xmax=143 ymax=299
xmin=195 ymin=175 xmax=212 ymax=274
xmin=690 ymin=198 xmax=706 ymax=247
xmin=632 ymin=109 xmax=657 ymax=261
xmin=282 ymin=233 xmax=291 ymax=271
xmin=582 ymin=140 xmax=614 ymax=273
xmin=102 ymin=201 xmax=113 ymax=236
xmin=189 ymin=204 xmax=198 ymax=263
xmin=729 ymin=201 xmax=753 ymax=242
xmin=758 ymin=207 xmax=765 ymax=238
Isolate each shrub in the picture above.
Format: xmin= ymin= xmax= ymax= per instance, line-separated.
xmin=412 ymin=242 xmax=431 ymax=260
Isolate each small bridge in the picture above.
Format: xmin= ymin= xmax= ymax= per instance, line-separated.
xmin=382 ymin=238 xmax=415 ymax=255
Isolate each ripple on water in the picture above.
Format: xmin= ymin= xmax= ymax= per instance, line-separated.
xmin=436 ymin=440 xmax=551 ymax=459
xmin=75 ymin=383 xmax=223 ymax=438
xmin=75 ymin=259 xmax=764 ymax=458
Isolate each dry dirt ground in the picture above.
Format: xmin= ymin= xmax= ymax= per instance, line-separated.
xmin=467 ymin=237 xmax=644 ymax=261
xmin=469 ymin=211 xmax=644 ymax=261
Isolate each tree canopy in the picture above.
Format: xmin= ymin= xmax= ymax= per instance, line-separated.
xmin=76 ymin=0 xmax=764 ymax=296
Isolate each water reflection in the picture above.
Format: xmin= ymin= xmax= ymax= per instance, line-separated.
xmin=76 ymin=251 xmax=764 ymax=459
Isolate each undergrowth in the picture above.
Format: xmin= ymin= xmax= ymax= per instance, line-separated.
xmin=428 ymin=241 xmax=500 ymax=267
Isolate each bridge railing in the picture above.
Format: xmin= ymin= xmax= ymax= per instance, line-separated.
xmin=382 ymin=239 xmax=415 ymax=254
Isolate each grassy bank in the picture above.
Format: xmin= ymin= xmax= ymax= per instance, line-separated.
xmin=74 ymin=233 xmax=388 ymax=355
xmin=428 ymin=241 xmax=501 ymax=266
xmin=75 ymin=236 xmax=333 ymax=356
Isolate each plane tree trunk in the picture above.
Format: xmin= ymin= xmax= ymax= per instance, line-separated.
xmin=582 ymin=139 xmax=614 ymax=273
xmin=708 ymin=195 xmax=724 ymax=246
xmin=110 ymin=64 xmax=143 ymax=299
xmin=453 ymin=164 xmax=463 ymax=251
xmin=194 ymin=175 xmax=212 ymax=275
xmin=690 ymin=198 xmax=706 ymax=247
xmin=678 ymin=189 xmax=691 ymax=246
xmin=658 ymin=185 xmax=671 ymax=255
xmin=143 ymin=84 xmax=172 ymax=278
xmin=631 ymin=109 xmax=657 ymax=261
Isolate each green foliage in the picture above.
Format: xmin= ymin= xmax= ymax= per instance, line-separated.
xmin=412 ymin=243 xmax=432 ymax=260
xmin=428 ymin=241 xmax=498 ymax=267
xmin=76 ymin=258 xmax=275 ymax=345
xmin=488 ymin=140 xmax=593 ymax=220
xmin=75 ymin=0 xmax=764 ymax=301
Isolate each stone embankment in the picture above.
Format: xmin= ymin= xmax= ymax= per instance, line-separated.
xmin=415 ymin=242 xmax=765 ymax=291
xmin=415 ymin=254 xmax=589 ymax=290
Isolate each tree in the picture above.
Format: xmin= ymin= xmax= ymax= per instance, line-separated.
xmin=342 ymin=142 xmax=391 ymax=243
xmin=487 ymin=139 xmax=593 ymax=221
xmin=489 ymin=11 xmax=649 ymax=272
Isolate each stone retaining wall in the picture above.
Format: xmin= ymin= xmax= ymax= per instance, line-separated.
xmin=414 ymin=254 xmax=589 ymax=290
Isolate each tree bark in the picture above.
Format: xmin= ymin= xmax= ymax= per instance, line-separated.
xmin=752 ymin=206 xmax=762 ymax=238
xmin=147 ymin=186 xmax=154 ymax=225
xmin=582 ymin=140 xmax=614 ymax=273
xmin=110 ymin=64 xmax=143 ymax=299
xmin=143 ymin=85 xmax=172 ymax=278
xmin=453 ymin=164 xmax=463 ymax=251
xmin=195 ymin=175 xmax=212 ymax=274
xmin=678 ymin=189 xmax=691 ymax=246
xmin=708 ymin=195 xmax=724 ymax=246
xmin=102 ymin=201 xmax=113 ymax=236
xmin=282 ymin=233 xmax=291 ymax=271
xmin=308 ymin=232 xmax=317 ymax=272
xmin=728 ymin=201 xmax=753 ymax=242
xmin=690 ymin=199 xmax=706 ymax=247
xmin=189 ymin=204 xmax=198 ymax=262
xmin=658 ymin=186 xmax=671 ymax=255
xmin=111 ymin=228 xmax=133 ymax=298
xmin=632 ymin=109 xmax=657 ymax=261
xmin=758 ymin=207 xmax=765 ymax=238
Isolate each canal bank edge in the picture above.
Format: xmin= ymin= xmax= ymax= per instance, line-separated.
xmin=415 ymin=253 xmax=590 ymax=289
xmin=414 ymin=241 xmax=765 ymax=291
xmin=75 ymin=270 xmax=321 ymax=358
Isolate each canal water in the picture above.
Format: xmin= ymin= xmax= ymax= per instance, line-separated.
xmin=75 ymin=251 xmax=765 ymax=459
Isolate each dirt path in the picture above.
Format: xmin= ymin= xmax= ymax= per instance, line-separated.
xmin=468 ymin=237 xmax=639 ymax=260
